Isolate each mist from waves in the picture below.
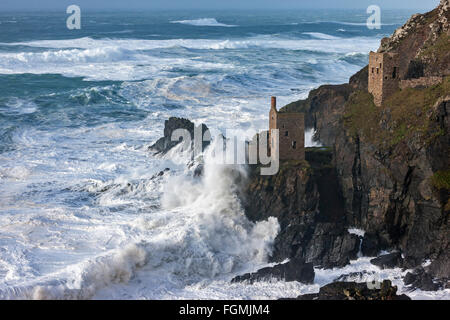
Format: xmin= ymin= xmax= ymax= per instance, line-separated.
xmin=0 ymin=139 xmax=279 ymax=300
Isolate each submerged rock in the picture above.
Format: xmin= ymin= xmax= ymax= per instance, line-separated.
xmin=231 ymin=258 xmax=315 ymax=284
xmin=370 ymin=252 xmax=403 ymax=269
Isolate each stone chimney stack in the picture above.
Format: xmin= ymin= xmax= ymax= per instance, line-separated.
xmin=271 ymin=96 xmax=277 ymax=110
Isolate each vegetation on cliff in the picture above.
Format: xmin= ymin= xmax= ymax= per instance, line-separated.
xmin=343 ymin=76 xmax=449 ymax=151
xmin=419 ymin=33 xmax=450 ymax=63
xmin=431 ymin=170 xmax=450 ymax=190
xmin=245 ymin=0 xmax=450 ymax=283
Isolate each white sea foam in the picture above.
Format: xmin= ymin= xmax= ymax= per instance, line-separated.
xmin=0 ymin=133 xmax=280 ymax=300
xmin=314 ymin=256 xmax=450 ymax=300
xmin=318 ymin=21 xmax=399 ymax=26
xmin=348 ymin=228 xmax=366 ymax=237
xmin=0 ymin=166 xmax=31 ymax=180
xmin=1 ymin=35 xmax=379 ymax=53
xmin=170 ymin=18 xmax=237 ymax=27
xmin=0 ymin=98 xmax=38 ymax=115
xmin=0 ymin=45 xmax=239 ymax=81
xmin=302 ymin=32 xmax=341 ymax=40
xmin=0 ymin=36 xmax=378 ymax=81
xmin=305 ymin=129 xmax=322 ymax=147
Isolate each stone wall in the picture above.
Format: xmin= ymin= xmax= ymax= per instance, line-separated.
xmin=269 ymin=97 xmax=305 ymax=161
xmin=368 ymin=52 xmax=384 ymax=106
xmin=276 ymin=113 xmax=305 ymax=161
xmin=368 ymin=52 xmax=401 ymax=106
xmin=399 ymin=76 xmax=443 ymax=89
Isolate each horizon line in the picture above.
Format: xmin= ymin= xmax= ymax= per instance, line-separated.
xmin=0 ymin=7 xmax=434 ymax=12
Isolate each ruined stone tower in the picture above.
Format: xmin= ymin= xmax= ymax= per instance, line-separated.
xmin=269 ymin=97 xmax=305 ymax=161
xmin=368 ymin=51 xmax=400 ymax=106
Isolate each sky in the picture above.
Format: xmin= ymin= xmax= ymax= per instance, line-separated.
xmin=0 ymin=0 xmax=441 ymax=11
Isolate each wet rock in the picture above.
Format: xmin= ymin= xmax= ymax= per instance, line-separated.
xmin=370 ymin=252 xmax=403 ymax=269
xmin=361 ymin=233 xmax=381 ymax=257
xmin=404 ymin=268 xmax=443 ymax=291
xmin=157 ymin=168 xmax=170 ymax=176
xmin=293 ymin=281 xmax=411 ymax=300
xmin=429 ymin=249 xmax=450 ymax=279
xmin=193 ymin=164 xmax=204 ymax=178
xmin=240 ymin=148 xmax=360 ymax=269
xmin=231 ymin=258 xmax=315 ymax=284
xmin=149 ymin=117 xmax=210 ymax=155
xmin=304 ymin=225 xmax=360 ymax=268
xmin=334 ymin=271 xmax=377 ymax=282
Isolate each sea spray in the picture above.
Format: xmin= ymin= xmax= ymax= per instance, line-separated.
xmin=4 ymin=138 xmax=279 ymax=300
xmin=161 ymin=137 xmax=280 ymax=276
xmin=305 ymin=129 xmax=322 ymax=147
xmin=30 ymin=243 xmax=148 ymax=300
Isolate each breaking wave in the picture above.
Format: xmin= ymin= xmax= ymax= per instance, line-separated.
xmin=0 ymin=36 xmax=378 ymax=81
xmin=0 ymin=140 xmax=279 ymax=300
xmin=302 ymin=32 xmax=341 ymax=40
xmin=1 ymin=35 xmax=379 ymax=53
xmin=170 ymin=18 xmax=237 ymax=27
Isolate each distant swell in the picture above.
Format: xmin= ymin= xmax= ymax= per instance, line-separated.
xmin=170 ymin=18 xmax=237 ymax=27
xmin=302 ymin=32 xmax=341 ymax=40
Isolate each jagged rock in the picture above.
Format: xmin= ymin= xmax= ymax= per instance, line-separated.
xmin=292 ymin=280 xmax=410 ymax=300
xmin=361 ymin=233 xmax=381 ymax=257
xmin=149 ymin=117 xmax=210 ymax=155
xmin=404 ymin=267 xmax=444 ymax=291
xmin=303 ymin=225 xmax=360 ymax=268
xmin=240 ymin=148 xmax=360 ymax=269
xmin=193 ymin=164 xmax=204 ymax=178
xmin=370 ymin=252 xmax=403 ymax=269
xmin=349 ymin=66 xmax=368 ymax=90
xmin=275 ymin=1 xmax=449 ymax=280
xmin=378 ymin=0 xmax=450 ymax=77
xmin=334 ymin=271 xmax=376 ymax=283
xmin=429 ymin=248 xmax=450 ymax=279
xmin=231 ymin=258 xmax=314 ymax=284
xmin=156 ymin=168 xmax=170 ymax=177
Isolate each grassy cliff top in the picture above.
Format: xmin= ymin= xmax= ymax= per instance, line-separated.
xmin=343 ymin=76 xmax=449 ymax=151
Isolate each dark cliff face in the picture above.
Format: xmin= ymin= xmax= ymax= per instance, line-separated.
xmin=244 ymin=2 xmax=449 ymax=278
xmin=149 ymin=117 xmax=210 ymax=155
xmin=240 ymin=149 xmax=360 ymax=268
xmin=335 ymin=91 xmax=449 ymax=274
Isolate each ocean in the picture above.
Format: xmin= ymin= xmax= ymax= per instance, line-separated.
xmin=0 ymin=9 xmax=447 ymax=299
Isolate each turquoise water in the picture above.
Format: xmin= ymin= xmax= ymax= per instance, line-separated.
xmin=0 ymin=10 xmax=427 ymax=299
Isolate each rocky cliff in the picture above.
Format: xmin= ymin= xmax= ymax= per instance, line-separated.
xmin=149 ymin=117 xmax=210 ymax=155
xmin=240 ymin=149 xmax=360 ymax=268
xmin=379 ymin=0 xmax=450 ymax=78
xmin=244 ymin=1 xmax=449 ymax=283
